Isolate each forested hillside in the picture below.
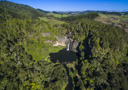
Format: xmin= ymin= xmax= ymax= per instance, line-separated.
xmin=0 ymin=1 xmax=69 ymax=90
xmin=65 ymin=19 xmax=128 ymax=89
xmin=0 ymin=1 xmax=46 ymax=18
xmin=0 ymin=1 xmax=128 ymax=90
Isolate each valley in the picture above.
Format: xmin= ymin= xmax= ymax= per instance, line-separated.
xmin=0 ymin=1 xmax=128 ymax=90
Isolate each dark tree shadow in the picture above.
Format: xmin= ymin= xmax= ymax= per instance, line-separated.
xmin=49 ymin=49 xmax=78 ymax=63
xmin=76 ymin=30 xmax=93 ymax=59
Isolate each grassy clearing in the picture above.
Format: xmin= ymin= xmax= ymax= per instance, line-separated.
xmin=39 ymin=17 xmax=67 ymax=36
xmin=49 ymin=46 xmax=65 ymax=53
xmin=96 ymin=14 xmax=128 ymax=24
xmin=47 ymin=13 xmax=68 ymax=18
xmin=95 ymin=14 xmax=128 ymax=33
xmin=121 ymin=15 xmax=128 ymax=22
xmin=95 ymin=14 xmax=121 ymax=24
xmin=39 ymin=17 xmax=66 ymax=25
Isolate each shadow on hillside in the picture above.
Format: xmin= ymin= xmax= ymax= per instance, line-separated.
xmin=49 ymin=49 xmax=78 ymax=63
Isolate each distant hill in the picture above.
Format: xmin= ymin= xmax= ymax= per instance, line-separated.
xmin=0 ymin=1 xmax=46 ymax=18
xmin=37 ymin=9 xmax=50 ymax=14
xmin=51 ymin=10 xmax=124 ymax=16
xmin=61 ymin=12 xmax=99 ymax=21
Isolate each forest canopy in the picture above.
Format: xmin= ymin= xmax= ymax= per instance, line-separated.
xmin=0 ymin=1 xmax=128 ymax=90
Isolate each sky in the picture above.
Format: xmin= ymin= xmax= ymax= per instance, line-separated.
xmin=8 ymin=0 xmax=128 ymax=11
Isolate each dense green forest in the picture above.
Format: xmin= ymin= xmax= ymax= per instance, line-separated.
xmin=0 ymin=1 xmax=128 ymax=90
xmin=65 ymin=19 xmax=128 ymax=90
xmin=0 ymin=1 xmax=46 ymax=18
xmin=0 ymin=1 xmax=68 ymax=90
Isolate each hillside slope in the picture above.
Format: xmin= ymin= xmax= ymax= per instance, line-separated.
xmin=95 ymin=14 xmax=128 ymax=33
xmin=0 ymin=1 xmax=45 ymax=18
